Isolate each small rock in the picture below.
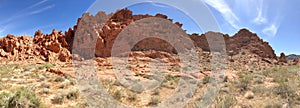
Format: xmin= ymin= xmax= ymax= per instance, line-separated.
xmin=38 ymin=74 xmax=46 ymax=81
xmin=60 ymin=80 xmax=70 ymax=89
xmin=39 ymin=88 xmax=50 ymax=94
xmin=1 ymin=78 xmax=9 ymax=82
xmin=41 ymin=82 xmax=51 ymax=88
xmin=282 ymin=103 xmax=289 ymax=108
xmin=244 ymin=91 xmax=254 ymax=99
xmin=23 ymin=71 xmax=32 ymax=76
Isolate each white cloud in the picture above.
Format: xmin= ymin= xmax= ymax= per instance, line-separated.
xmin=202 ymin=0 xmax=240 ymax=29
xmin=0 ymin=0 xmax=53 ymax=26
xmin=262 ymin=24 xmax=278 ymax=37
xmin=253 ymin=8 xmax=267 ymax=24
xmin=253 ymin=1 xmax=267 ymax=24
xmin=29 ymin=4 xmax=55 ymax=15
xmin=29 ymin=0 xmax=48 ymax=9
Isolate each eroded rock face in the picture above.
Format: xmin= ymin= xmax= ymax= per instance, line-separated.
xmin=0 ymin=8 xmax=279 ymax=62
xmin=73 ymin=9 xmax=184 ymax=58
xmin=0 ymin=29 xmax=72 ymax=62
xmin=190 ymin=29 xmax=277 ymax=59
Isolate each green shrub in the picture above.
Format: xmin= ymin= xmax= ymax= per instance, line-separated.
xmin=214 ymin=94 xmax=237 ymax=108
xmin=43 ymin=63 xmax=53 ymax=69
xmin=0 ymin=92 xmax=10 ymax=107
xmin=8 ymin=87 xmax=42 ymax=108
xmin=236 ymin=75 xmax=251 ymax=92
xmin=111 ymin=89 xmax=122 ymax=101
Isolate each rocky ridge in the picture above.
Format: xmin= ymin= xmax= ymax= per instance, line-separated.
xmin=0 ymin=8 xmax=285 ymax=63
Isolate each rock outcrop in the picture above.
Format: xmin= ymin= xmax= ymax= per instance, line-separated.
xmin=279 ymin=52 xmax=287 ymax=63
xmin=0 ymin=8 xmax=281 ymax=63
xmin=0 ymin=29 xmax=72 ymax=62
xmin=190 ymin=29 xmax=277 ymax=59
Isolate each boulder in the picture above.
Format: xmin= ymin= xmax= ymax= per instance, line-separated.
xmin=279 ymin=52 xmax=287 ymax=63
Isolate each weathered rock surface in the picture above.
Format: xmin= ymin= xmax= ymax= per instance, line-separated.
xmin=0 ymin=8 xmax=281 ymax=63
xmin=0 ymin=29 xmax=72 ymax=62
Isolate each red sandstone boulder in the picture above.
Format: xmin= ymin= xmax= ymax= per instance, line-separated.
xmin=279 ymin=52 xmax=287 ymax=63
xmin=47 ymin=42 xmax=61 ymax=53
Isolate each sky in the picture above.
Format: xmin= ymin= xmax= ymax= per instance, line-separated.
xmin=0 ymin=0 xmax=299 ymax=55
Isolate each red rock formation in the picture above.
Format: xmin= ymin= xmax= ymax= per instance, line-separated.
xmin=279 ymin=52 xmax=287 ymax=63
xmin=190 ymin=29 xmax=277 ymax=59
xmin=0 ymin=8 xmax=280 ymax=63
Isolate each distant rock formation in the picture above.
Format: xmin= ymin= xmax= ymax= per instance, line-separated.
xmin=286 ymin=54 xmax=300 ymax=61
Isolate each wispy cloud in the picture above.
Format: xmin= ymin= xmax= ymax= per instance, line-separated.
xmin=253 ymin=9 xmax=267 ymax=24
xmin=262 ymin=24 xmax=278 ymax=37
xmin=28 ymin=4 xmax=55 ymax=15
xmin=0 ymin=0 xmax=54 ymax=36
xmin=202 ymin=0 xmax=240 ymax=29
xmin=0 ymin=0 xmax=54 ymax=26
xmin=29 ymin=0 xmax=48 ymax=9
xmin=253 ymin=1 xmax=267 ymax=24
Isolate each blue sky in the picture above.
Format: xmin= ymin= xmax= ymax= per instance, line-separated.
xmin=0 ymin=0 xmax=299 ymax=55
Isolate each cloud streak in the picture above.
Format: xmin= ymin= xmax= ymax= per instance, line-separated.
xmin=253 ymin=1 xmax=267 ymax=24
xmin=202 ymin=0 xmax=240 ymax=29
xmin=262 ymin=24 xmax=278 ymax=37
xmin=29 ymin=4 xmax=55 ymax=15
xmin=29 ymin=0 xmax=48 ymax=9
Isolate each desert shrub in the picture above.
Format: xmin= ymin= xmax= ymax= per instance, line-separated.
xmin=165 ymin=74 xmax=180 ymax=82
xmin=272 ymin=83 xmax=295 ymax=99
xmin=223 ymin=76 xmax=228 ymax=82
xmin=262 ymin=67 xmax=289 ymax=83
xmin=202 ymin=75 xmax=210 ymax=84
xmin=127 ymin=92 xmax=137 ymax=101
xmin=0 ymin=92 xmax=10 ymax=107
xmin=51 ymin=93 xmax=65 ymax=104
xmin=264 ymin=102 xmax=281 ymax=108
xmin=43 ymin=63 xmax=54 ymax=69
xmin=66 ymin=88 xmax=80 ymax=100
xmin=8 ymin=87 xmax=42 ymax=108
xmin=254 ymin=77 xmax=264 ymax=84
xmin=214 ymin=94 xmax=237 ymax=108
xmin=40 ymin=82 xmax=51 ymax=88
xmin=111 ymin=89 xmax=122 ymax=101
xmin=168 ymin=66 xmax=181 ymax=72
xmin=252 ymin=85 xmax=271 ymax=95
xmin=149 ymin=95 xmax=160 ymax=106
xmin=0 ymin=64 xmax=16 ymax=78
xmin=126 ymin=65 xmax=132 ymax=69
xmin=60 ymin=80 xmax=71 ymax=89
xmin=236 ymin=74 xmax=252 ymax=92
xmin=197 ymin=81 xmax=203 ymax=87
xmin=54 ymin=77 xmax=65 ymax=82
xmin=161 ymin=83 xmax=175 ymax=89
xmin=153 ymin=89 xmax=160 ymax=95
